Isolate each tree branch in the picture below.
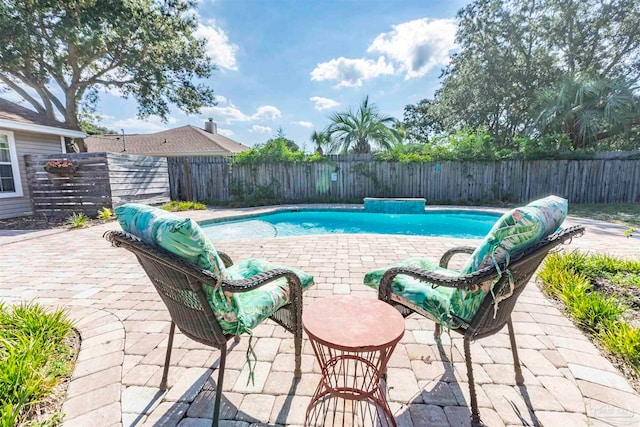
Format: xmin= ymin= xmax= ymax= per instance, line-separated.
xmin=0 ymin=74 xmax=46 ymax=114
xmin=40 ymin=85 xmax=67 ymax=117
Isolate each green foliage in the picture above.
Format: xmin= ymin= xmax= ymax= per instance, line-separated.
xmin=533 ymin=75 xmax=640 ymax=149
xmin=0 ymin=0 xmax=215 ymax=131
xmin=233 ymin=137 xmax=325 ymax=165
xmin=404 ymin=0 xmax=640 ymax=148
xmin=226 ymin=180 xmax=281 ymax=207
xmin=310 ymin=130 xmax=330 ymax=155
xmin=512 ymin=134 xmax=574 ymax=159
xmin=65 ymin=213 xmax=89 ymax=229
xmin=161 ymin=201 xmax=206 ymax=212
xmin=96 ymin=207 xmax=115 ymax=220
xmin=539 ymin=251 xmax=640 ymax=374
xmin=79 ymin=119 xmax=117 ymax=136
xmin=325 ymin=96 xmax=400 ymax=154
xmin=599 ymin=322 xmax=640 ymax=368
xmin=0 ymin=303 xmax=75 ymax=426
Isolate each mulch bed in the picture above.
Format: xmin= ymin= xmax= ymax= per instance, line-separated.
xmin=0 ymin=215 xmax=69 ymax=230
xmin=0 ymin=215 xmax=110 ymax=231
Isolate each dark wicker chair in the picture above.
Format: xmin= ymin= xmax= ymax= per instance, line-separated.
xmin=105 ymin=230 xmax=304 ymax=427
xmin=378 ymin=225 xmax=584 ymax=426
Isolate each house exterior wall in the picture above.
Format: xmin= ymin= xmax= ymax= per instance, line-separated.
xmin=0 ymin=129 xmax=63 ymax=219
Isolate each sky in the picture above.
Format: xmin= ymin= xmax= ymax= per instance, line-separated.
xmin=9 ymin=0 xmax=470 ymax=149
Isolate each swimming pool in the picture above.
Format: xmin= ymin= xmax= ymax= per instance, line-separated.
xmin=200 ymin=209 xmax=500 ymax=241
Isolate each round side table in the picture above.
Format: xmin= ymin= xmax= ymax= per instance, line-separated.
xmin=303 ymin=295 xmax=405 ymax=427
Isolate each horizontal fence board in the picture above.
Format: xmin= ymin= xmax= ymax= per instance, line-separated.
xmin=168 ymin=156 xmax=640 ymax=204
xmin=24 ymin=152 xmax=170 ymax=216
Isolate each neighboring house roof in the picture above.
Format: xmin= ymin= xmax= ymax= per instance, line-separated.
xmin=84 ymin=125 xmax=249 ymax=156
xmin=0 ymin=98 xmax=85 ymax=138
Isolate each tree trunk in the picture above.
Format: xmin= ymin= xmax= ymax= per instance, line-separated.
xmin=353 ymin=139 xmax=371 ymax=154
xmin=65 ymin=89 xmax=88 ymax=152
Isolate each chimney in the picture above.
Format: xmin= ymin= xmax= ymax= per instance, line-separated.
xmin=205 ymin=118 xmax=217 ymax=134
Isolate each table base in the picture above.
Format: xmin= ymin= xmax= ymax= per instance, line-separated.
xmin=305 ymin=383 xmax=396 ymax=427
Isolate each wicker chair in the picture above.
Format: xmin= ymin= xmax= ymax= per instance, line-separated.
xmin=105 ymin=230 xmax=304 ymax=427
xmin=377 ymin=225 xmax=584 ymax=426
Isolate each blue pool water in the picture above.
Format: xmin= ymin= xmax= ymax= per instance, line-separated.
xmin=201 ymin=210 xmax=500 ymax=241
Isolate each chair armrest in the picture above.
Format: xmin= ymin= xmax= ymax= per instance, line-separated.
xmin=439 ymin=246 xmax=476 ymax=268
xmin=217 ymin=251 xmax=234 ymax=268
xmin=220 ymin=268 xmax=303 ymax=294
xmin=378 ymin=265 xmax=497 ymax=302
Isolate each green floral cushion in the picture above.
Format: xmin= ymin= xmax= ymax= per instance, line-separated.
xmin=226 ymin=259 xmax=314 ymax=331
xmin=363 ymin=257 xmax=464 ymax=328
xmin=525 ymin=195 xmax=568 ymax=237
xmin=115 ymin=203 xmax=239 ymax=332
xmin=115 ymin=203 xmax=228 ymax=276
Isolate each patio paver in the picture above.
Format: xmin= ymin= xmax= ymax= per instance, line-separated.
xmin=1 ymin=206 xmax=639 ymax=426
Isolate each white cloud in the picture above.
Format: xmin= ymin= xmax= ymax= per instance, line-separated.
xmin=309 ymin=96 xmax=340 ymax=111
xmin=367 ymin=18 xmax=456 ymax=79
xmin=195 ymin=19 xmax=239 ymax=71
xmin=201 ymin=100 xmax=282 ymax=124
xmin=252 ymin=105 xmax=281 ymax=121
xmin=110 ymin=116 xmax=177 ymax=133
xmin=217 ymin=128 xmax=234 ymax=137
xmin=310 ymin=56 xmax=394 ymax=87
xmin=294 ymin=121 xmax=313 ymax=128
xmin=201 ymin=101 xmax=250 ymax=124
xmin=250 ymin=125 xmax=272 ymax=134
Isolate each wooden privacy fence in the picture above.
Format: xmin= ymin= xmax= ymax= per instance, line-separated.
xmin=25 ymin=152 xmax=170 ymax=217
xmin=168 ymin=156 xmax=640 ymax=204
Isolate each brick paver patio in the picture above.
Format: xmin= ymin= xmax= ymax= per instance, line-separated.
xmin=1 ymin=205 xmax=639 ymax=427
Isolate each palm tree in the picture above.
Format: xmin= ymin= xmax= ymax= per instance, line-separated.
xmin=310 ymin=130 xmax=330 ymax=155
xmin=533 ymin=75 xmax=639 ymax=149
xmin=325 ymin=96 xmax=399 ymax=154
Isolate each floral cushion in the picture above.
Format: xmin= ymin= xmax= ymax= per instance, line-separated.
xmin=525 ymin=195 xmax=568 ymax=237
xmin=226 ymin=259 xmax=314 ymax=331
xmin=115 ymin=203 xmax=228 ymax=277
xmin=363 ymin=196 xmax=568 ymax=329
xmin=115 ymin=203 xmax=239 ymax=332
xmin=363 ymin=258 xmax=464 ymax=328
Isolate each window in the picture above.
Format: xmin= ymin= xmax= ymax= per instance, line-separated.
xmin=0 ymin=130 xmax=23 ymax=198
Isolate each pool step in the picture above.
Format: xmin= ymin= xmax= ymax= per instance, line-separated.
xmin=363 ymin=198 xmax=426 ymax=214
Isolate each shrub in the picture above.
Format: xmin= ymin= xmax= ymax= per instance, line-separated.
xmin=96 ymin=207 xmax=115 ymax=220
xmin=233 ymin=138 xmax=325 ymax=165
xmin=539 ymin=251 xmax=640 ymax=374
xmin=66 ymin=212 xmax=89 ymax=229
xmin=161 ymin=201 xmax=207 ymax=212
xmin=0 ymin=303 xmax=75 ymax=426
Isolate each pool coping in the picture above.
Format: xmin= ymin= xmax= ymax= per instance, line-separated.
xmin=196 ymin=204 xmax=507 ymax=227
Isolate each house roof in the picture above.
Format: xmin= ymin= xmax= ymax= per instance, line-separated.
xmin=0 ymin=98 xmax=85 ymax=138
xmin=84 ymin=125 xmax=249 ymax=156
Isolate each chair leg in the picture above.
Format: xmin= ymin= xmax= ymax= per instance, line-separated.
xmin=434 ymin=323 xmax=442 ymax=340
xmin=212 ymin=345 xmax=227 ymax=427
xmin=464 ymin=338 xmax=482 ymax=427
xmin=507 ymin=318 xmax=525 ymax=385
xmin=294 ymin=317 xmax=302 ymax=378
xmin=160 ymin=321 xmax=176 ymax=391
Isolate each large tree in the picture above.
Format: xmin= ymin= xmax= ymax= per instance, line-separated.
xmin=0 ymin=0 xmax=216 ymax=148
xmin=325 ymin=96 xmax=398 ymax=154
xmin=404 ymin=0 xmax=640 ymax=146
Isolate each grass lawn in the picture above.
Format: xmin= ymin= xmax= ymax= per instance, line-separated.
xmin=568 ymin=203 xmax=640 ymax=226
xmin=539 ymin=251 xmax=640 ymax=390
xmin=0 ymin=303 xmax=76 ymax=426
